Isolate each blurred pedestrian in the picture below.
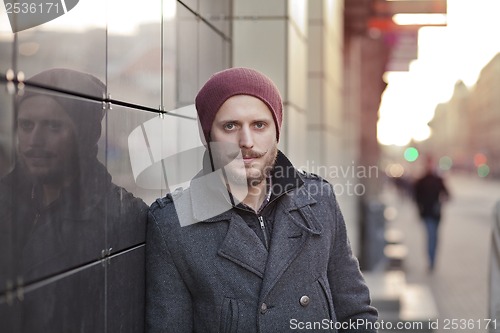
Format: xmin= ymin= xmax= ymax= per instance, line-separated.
xmin=413 ymin=155 xmax=450 ymax=271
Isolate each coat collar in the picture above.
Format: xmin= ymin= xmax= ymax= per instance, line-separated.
xmin=188 ymin=150 xmax=309 ymax=223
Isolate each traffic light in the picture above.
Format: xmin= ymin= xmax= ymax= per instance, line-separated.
xmin=404 ymin=147 xmax=419 ymax=162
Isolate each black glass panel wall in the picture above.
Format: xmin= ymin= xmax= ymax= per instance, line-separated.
xmin=13 ymin=0 xmax=106 ymax=91
xmin=1 ymin=0 xmax=232 ymax=331
xmin=107 ymin=0 xmax=162 ymax=109
xmin=0 ymin=80 xmax=15 ymax=301
xmin=176 ymin=3 xmax=199 ymax=107
xmin=0 ymin=73 xmax=110 ymax=332
xmin=0 ymin=68 xmax=150 ymax=332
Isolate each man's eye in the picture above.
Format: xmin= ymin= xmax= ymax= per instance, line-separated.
xmin=47 ymin=121 xmax=62 ymax=131
xmin=254 ymin=122 xmax=265 ymax=129
xmin=18 ymin=120 xmax=34 ymax=131
xmin=224 ymin=123 xmax=235 ymax=130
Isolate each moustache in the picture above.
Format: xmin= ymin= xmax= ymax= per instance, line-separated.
xmin=24 ymin=149 xmax=56 ymax=158
xmin=240 ymin=150 xmax=266 ymax=159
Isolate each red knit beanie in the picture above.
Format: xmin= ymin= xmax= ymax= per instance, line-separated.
xmin=195 ymin=67 xmax=283 ymax=144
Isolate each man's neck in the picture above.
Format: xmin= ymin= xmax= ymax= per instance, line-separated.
xmin=40 ymin=183 xmax=62 ymax=207
xmin=39 ymin=176 xmax=74 ymax=207
xmin=241 ymin=180 xmax=268 ymax=212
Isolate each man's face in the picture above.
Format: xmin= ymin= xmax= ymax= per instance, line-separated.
xmin=17 ymin=96 xmax=77 ymax=184
xmin=210 ymin=95 xmax=278 ymax=186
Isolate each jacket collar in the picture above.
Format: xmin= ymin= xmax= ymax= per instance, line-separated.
xmin=186 ymin=150 xmax=322 ymax=236
xmin=188 ymin=150 xmax=310 ymax=222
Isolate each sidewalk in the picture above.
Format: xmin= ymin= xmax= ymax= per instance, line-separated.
xmin=379 ymin=172 xmax=500 ymax=332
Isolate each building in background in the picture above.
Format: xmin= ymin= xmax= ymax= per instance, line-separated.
xmin=426 ymin=80 xmax=471 ymax=171
xmin=423 ymin=52 xmax=500 ymax=178
xmin=468 ymin=53 xmax=500 ymax=178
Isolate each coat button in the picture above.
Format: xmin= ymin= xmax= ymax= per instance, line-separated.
xmin=300 ymin=295 xmax=310 ymax=307
xmin=260 ymin=302 xmax=268 ymax=314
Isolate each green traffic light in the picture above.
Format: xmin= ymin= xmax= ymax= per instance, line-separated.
xmin=477 ymin=164 xmax=490 ymax=177
xmin=404 ymin=147 xmax=419 ymax=162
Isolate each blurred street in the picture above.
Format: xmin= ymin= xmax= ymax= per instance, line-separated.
xmin=380 ymin=172 xmax=500 ymax=332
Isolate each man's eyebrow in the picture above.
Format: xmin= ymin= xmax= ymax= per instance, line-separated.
xmin=217 ymin=118 xmax=272 ymax=123
xmin=216 ymin=119 xmax=240 ymax=123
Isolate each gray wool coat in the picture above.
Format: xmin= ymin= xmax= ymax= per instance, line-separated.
xmin=146 ymin=153 xmax=378 ymax=333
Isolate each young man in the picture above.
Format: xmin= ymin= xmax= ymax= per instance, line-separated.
xmin=146 ymin=67 xmax=378 ymax=332
xmin=413 ymin=155 xmax=450 ymax=271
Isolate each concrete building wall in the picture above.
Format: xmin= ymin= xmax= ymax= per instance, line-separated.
xmin=232 ymin=0 xmax=309 ymax=167
xmin=307 ymin=0 xmax=363 ymax=254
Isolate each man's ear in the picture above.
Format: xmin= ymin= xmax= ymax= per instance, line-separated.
xmin=197 ymin=118 xmax=208 ymax=146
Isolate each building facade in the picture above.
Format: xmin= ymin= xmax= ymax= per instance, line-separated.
xmin=424 ymin=53 xmax=500 ymax=178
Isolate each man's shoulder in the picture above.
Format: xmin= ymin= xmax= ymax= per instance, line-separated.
xmin=108 ymin=183 xmax=148 ymax=209
xmin=296 ymin=169 xmax=333 ymax=188
xmin=294 ymin=169 xmax=335 ymax=199
xmin=0 ymin=169 xmax=31 ymax=201
xmin=150 ymin=187 xmax=187 ymax=211
xmin=148 ymin=186 xmax=195 ymax=226
xmin=297 ymin=169 xmax=329 ymax=182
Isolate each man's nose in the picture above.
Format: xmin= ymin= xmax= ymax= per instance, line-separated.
xmin=28 ymin=124 xmax=45 ymax=147
xmin=239 ymin=126 xmax=254 ymax=149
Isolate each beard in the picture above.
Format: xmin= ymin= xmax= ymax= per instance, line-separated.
xmin=222 ymin=143 xmax=278 ymax=188
xmin=19 ymin=148 xmax=78 ymax=186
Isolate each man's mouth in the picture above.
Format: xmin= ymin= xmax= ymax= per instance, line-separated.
xmin=241 ymin=151 xmax=265 ymax=164
xmin=242 ymin=150 xmax=265 ymax=158
xmin=23 ymin=150 xmax=56 ymax=165
xmin=242 ymin=157 xmax=255 ymax=164
xmin=25 ymin=150 xmax=55 ymax=159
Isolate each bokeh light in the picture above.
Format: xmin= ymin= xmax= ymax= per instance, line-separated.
xmin=404 ymin=147 xmax=419 ymax=162
xmin=386 ymin=163 xmax=405 ymax=178
xmin=477 ymin=164 xmax=490 ymax=177
xmin=474 ymin=153 xmax=487 ymax=167
xmin=439 ymin=156 xmax=453 ymax=171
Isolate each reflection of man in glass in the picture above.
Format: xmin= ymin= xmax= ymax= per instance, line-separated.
xmin=0 ymin=68 xmax=147 ymax=331
xmin=17 ymin=88 xmax=79 ymax=204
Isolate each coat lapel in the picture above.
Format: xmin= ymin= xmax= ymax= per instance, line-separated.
xmin=186 ymin=166 xmax=269 ymax=278
xmin=217 ymin=215 xmax=268 ymax=278
xmin=259 ymin=188 xmax=321 ymax=299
